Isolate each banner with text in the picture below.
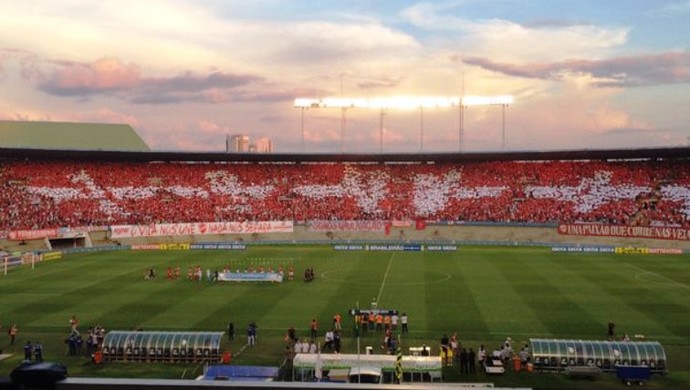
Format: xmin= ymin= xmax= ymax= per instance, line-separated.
xmin=41 ymin=251 xmax=63 ymax=261
xmin=218 ymin=272 xmax=283 ymax=283
xmin=190 ymin=243 xmax=247 ymax=250
xmin=8 ymin=228 xmax=59 ymax=241
xmin=558 ymin=224 xmax=690 ymax=241
xmin=110 ymin=221 xmax=293 ymax=239
xmin=308 ymin=220 xmax=387 ymax=232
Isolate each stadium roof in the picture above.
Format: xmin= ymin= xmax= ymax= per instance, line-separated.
xmin=0 ymin=120 xmax=150 ymax=152
xmin=1 ymin=145 xmax=690 ymax=163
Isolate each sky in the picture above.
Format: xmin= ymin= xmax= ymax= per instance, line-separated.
xmin=1 ymin=0 xmax=690 ymax=154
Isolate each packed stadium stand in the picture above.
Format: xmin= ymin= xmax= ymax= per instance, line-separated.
xmin=2 ymin=157 xmax=690 ymax=231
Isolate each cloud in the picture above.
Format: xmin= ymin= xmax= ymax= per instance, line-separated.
xmin=39 ymin=57 xmax=140 ymax=96
xmin=272 ymin=21 xmax=419 ymax=64
xmin=64 ymin=108 xmax=141 ymax=126
xmin=651 ymin=1 xmax=690 ymax=17
xmin=401 ymin=2 xmax=629 ymax=63
xmin=463 ymin=51 xmax=690 ymax=87
xmin=0 ymin=107 xmax=139 ymax=126
xmin=35 ymin=57 xmax=264 ymax=104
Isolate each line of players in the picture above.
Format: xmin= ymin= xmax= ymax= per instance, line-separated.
xmin=145 ymin=265 xmax=304 ymax=282
xmin=354 ymin=312 xmax=409 ymax=335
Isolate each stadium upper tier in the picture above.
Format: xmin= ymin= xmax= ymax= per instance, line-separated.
xmin=1 ymin=159 xmax=689 ymax=230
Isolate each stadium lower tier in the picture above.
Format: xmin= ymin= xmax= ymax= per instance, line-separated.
xmin=3 ymin=159 xmax=690 ymax=230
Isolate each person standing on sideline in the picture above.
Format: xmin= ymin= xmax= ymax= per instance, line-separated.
xmin=70 ymin=315 xmax=80 ymax=336
xmin=607 ymin=321 xmax=616 ymax=339
xmin=33 ymin=341 xmax=43 ymax=362
xmin=23 ymin=341 xmax=33 ymax=361
xmin=468 ymin=348 xmax=476 ymax=374
xmin=333 ymin=313 xmax=341 ymax=331
xmin=460 ymin=348 xmax=469 ymax=374
xmin=310 ymin=318 xmax=318 ymax=340
xmin=401 ymin=313 xmax=408 ymax=334
xmin=9 ymin=324 xmax=18 ymax=345
xmin=477 ymin=344 xmax=487 ymax=367
xmin=227 ymin=322 xmax=235 ymax=341
xmin=247 ymin=323 xmax=256 ymax=346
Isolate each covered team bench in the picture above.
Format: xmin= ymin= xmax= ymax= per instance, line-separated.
xmin=530 ymin=338 xmax=667 ymax=374
xmin=101 ymin=331 xmax=224 ymax=363
xmin=292 ymin=353 xmax=442 ymax=383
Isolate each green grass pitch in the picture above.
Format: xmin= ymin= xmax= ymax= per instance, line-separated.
xmin=1 ymin=245 xmax=689 ymax=388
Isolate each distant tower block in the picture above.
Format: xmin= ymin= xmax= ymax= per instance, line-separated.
xmin=227 ymin=134 xmax=250 ymax=153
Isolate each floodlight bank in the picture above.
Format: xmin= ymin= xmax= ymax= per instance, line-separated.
xmin=294 ymin=95 xmax=513 ymax=109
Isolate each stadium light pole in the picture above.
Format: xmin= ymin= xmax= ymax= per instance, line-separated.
xmin=458 ymin=104 xmax=464 ymax=153
xmin=300 ymin=107 xmax=306 ymax=153
xmin=502 ymin=104 xmax=507 ymax=151
xmin=379 ymin=108 xmax=386 ymax=154
xmin=420 ymin=106 xmax=424 ymax=152
xmin=293 ymin=95 xmax=513 ymax=153
xmin=340 ymin=73 xmax=346 ymax=153
xmin=459 ymin=71 xmax=465 ymax=153
xmin=341 ymin=108 xmax=347 ymax=153
xmin=461 ymin=95 xmax=514 ymax=151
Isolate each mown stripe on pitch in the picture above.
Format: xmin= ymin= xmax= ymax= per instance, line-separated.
xmin=553 ymin=255 xmax=677 ymax=339
xmin=311 ymin=252 xmax=375 ymax=335
xmin=565 ymin=255 xmax=690 ymax=340
xmin=95 ymin=281 xmax=192 ymax=330
xmin=506 ymin=257 xmax=601 ymax=337
xmin=430 ymin=250 xmax=492 ymax=336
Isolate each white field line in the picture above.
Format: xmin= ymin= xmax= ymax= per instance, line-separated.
xmin=375 ymin=253 xmax=395 ymax=306
xmin=628 ymin=263 xmax=690 ymax=290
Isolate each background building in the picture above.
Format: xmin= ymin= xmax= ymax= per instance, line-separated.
xmin=226 ymin=134 xmax=273 ymax=153
xmin=254 ymin=137 xmax=274 ymax=153
xmin=226 ymin=135 xmax=250 ymax=153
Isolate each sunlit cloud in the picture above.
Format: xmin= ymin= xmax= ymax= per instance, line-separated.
xmin=402 ymin=2 xmax=629 ymax=62
xmin=463 ymin=52 xmax=690 ymax=87
xmin=34 ymin=57 xmax=263 ymax=104
xmin=0 ymin=1 xmax=689 ymax=152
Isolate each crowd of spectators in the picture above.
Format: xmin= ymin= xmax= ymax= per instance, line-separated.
xmin=2 ymin=159 xmax=690 ymax=231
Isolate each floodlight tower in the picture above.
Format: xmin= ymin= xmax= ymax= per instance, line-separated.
xmin=340 ymin=73 xmax=346 ymax=153
xmin=459 ymin=95 xmax=514 ymax=152
xmin=502 ymin=103 xmax=507 ymax=151
xmin=300 ymin=106 xmax=306 ymax=152
xmin=379 ymin=108 xmax=386 ymax=153
xmin=293 ymin=95 xmax=513 ymax=153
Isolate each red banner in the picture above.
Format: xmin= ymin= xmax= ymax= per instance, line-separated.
xmin=558 ymin=224 xmax=690 ymax=241
xmin=110 ymin=221 xmax=293 ymax=239
xmin=8 ymin=228 xmax=59 ymax=241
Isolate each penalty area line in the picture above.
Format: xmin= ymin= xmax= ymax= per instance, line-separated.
xmin=375 ymin=253 xmax=395 ymax=306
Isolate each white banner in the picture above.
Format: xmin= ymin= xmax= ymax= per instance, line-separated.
xmin=308 ymin=220 xmax=387 ymax=232
xmin=110 ymin=221 xmax=293 ymax=239
xmin=218 ymin=272 xmax=283 ymax=283
xmin=293 ymin=353 xmax=441 ymax=372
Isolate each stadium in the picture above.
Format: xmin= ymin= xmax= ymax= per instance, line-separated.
xmin=1 ymin=120 xmax=690 ymax=390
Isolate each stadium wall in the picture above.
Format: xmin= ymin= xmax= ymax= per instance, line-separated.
xmin=130 ymin=224 xmax=690 ymax=249
xmin=72 ymin=225 xmax=690 ymax=249
xmin=4 ymin=224 xmax=686 ymax=252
